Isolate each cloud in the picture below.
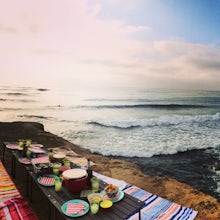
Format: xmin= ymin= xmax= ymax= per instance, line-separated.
xmin=0 ymin=24 xmax=18 ymax=34
xmin=0 ymin=0 xmax=220 ymax=90
xmin=131 ymin=40 xmax=220 ymax=89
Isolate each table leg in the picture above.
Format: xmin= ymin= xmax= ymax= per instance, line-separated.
xmin=11 ymin=152 xmax=16 ymax=178
xmin=30 ymin=172 xmax=33 ymax=203
xmin=52 ymin=205 xmax=56 ymax=220
xmin=2 ymin=143 xmax=6 ymax=165
xmin=48 ymin=200 xmax=56 ymax=220
xmin=26 ymin=168 xmax=29 ymax=197
xmin=48 ymin=202 xmax=52 ymax=220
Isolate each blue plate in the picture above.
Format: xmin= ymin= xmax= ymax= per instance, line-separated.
xmin=18 ymin=157 xmax=31 ymax=164
xmin=37 ymin=174 xmax=60 ymax=186
xmin=61 ymin=199 xmax=89 ymax=217
xmin=100 ymin=189 xmax=124 ymax=203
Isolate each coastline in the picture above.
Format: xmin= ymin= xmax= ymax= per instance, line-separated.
xmin=0 ymin=121 xmax=219 ymax=219
xmin=110 ymin=147 xmax=220 ymax=201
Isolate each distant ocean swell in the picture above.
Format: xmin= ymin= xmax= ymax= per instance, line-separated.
xmin=88 ymin=112 xmax=220 ymax=129
xmin=0 ymin=99 xmax=35 ymax=103
xmin=18 ymin=115 xmax=54 ymax=120
xmin=3 ymin=92 xmax=29 ymax=96
xmin=77 ymin=103 xmax=210 ymax=109
xmin=88 ymin=121 xmax=140 ymax=129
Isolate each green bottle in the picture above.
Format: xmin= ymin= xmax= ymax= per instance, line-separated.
xmin=86 ymin=159 xmax=93 ymax=187
xmin=22 ymin=142 xmax=27 ymax=157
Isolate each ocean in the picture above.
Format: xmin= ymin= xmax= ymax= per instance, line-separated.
xmin=0 ymin=85 xmax=219 ymax=200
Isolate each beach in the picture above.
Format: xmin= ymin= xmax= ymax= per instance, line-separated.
xmin=0 ymin=121 xmax=219 ymax=219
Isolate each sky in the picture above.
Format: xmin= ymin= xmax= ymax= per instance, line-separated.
xmin=1 ymin=0 xmax=220 ymax=90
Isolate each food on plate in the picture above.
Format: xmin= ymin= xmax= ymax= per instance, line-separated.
xmin=90 ymin=195 xmax=102 ymax=203
xmin=104 ymin=184 xmax=118 ymax=193
xmin=88 ymin=193 xmax=102 ymax=203
xmin=104 ymin=184 xmax=119 ymax=197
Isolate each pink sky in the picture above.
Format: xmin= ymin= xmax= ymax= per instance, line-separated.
xmin=1 ymin=0 xmax=220 ymax=90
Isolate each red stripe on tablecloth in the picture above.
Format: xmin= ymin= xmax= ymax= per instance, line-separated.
xmin=5 ymin=197 xmax=39 ymax=220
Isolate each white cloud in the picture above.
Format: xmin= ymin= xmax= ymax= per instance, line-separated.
xmin=0 ymin=0 xmax=220 ymax=90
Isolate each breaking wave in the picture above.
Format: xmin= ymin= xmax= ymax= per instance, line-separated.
xmin=88 ymin=112 xmax=220 ymax=129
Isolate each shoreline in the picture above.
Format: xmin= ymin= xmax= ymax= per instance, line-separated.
xmin=0 ymin=121 xmax=220 ymax=219
xmin=109 ymin=147 xmax=220 ymax=201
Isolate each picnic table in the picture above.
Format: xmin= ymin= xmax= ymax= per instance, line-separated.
xmin=29 ymin=171 xmax=144 ymax=220
xmin=2 ymin=142 xmax=145 ymax=220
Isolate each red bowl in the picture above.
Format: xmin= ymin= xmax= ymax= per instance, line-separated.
xmin=59 ymin=166 xmax=70 ymax=173
xmin=64 ymin=175 xmax=88 ymax=192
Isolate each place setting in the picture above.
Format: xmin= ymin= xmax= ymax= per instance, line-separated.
xmin=18 ymin=157 xmax=32 ymax=165
xmin=100 ymin=184 xmax=124 ymax=203
xmin=6 ymin=144 xmax=19 ymax=150
xmin=37 ymin=174 xmax=60 ymax=186
xmin=61 ymin=199 xmax=90 ymax=217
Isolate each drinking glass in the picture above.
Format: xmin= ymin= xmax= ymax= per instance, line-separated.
xmin=87 ymin=193 xmax=101 ymax=214
xmin=63 ymin=159 xmax=71 ymax=167
xmin=90 ymin=201 xmax=99 ymax=214
xmin=26 ymin=139 xmax=32 ymax=147
xmin=55 ymin=179 xmax=62 ymax=192
xmin=18 ymin=139 xmax=25 ymax=148
xmin=26 ymin=149 xmax=32 ymax=158
xmin=52 ymin=163 xmax=61 ymax=176
xmin=91 ymin=177 xmax=99 ymax=192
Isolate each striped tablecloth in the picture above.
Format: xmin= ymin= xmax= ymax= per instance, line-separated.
xmin=94 ymin=172 xmax=198 ymax=220
xmin=0 ymin=160 xmax=39 ymax=220
xmin=124 ymin=185 xmax=198 ymax=220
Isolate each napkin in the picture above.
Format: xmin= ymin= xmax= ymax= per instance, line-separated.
xmin=66 ymin=203 xmax=85 ymax=214
xmin=40 ymin=177 xmax=55 ymax=185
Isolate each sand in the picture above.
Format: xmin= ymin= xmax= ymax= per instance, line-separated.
xmin=0 ymin=121 xmax=219 ymax=219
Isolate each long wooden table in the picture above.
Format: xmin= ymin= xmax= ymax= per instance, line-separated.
xmin=2 ymin=143 xmax=145 ymax=220
xmin=29 ymin=171 xmax=144 ymax=220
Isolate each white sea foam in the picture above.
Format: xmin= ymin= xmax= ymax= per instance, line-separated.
xmin=75 ymin=112 xmax=220 ymax=157
xmin=89 ymin=112 xmax=220 ymax=129
xmin=1 ymin=86 xmax=220 ymax=158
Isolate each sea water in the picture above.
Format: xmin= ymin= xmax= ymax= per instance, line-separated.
xmin=0 ymin=86 xmax=220 ymax=199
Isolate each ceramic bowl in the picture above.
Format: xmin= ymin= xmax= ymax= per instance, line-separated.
xmin=104 ymin=184 xmax=119 ymax=198
xmin=100 ymin=200 xmax=113 ymax=209
xmin=52 ymin=153 xmax=66 ymax=163
xmin=62 ymin=168 xmax=88 ymax=192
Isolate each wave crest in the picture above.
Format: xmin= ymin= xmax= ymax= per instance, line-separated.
xmin=88 ymin=112 xmax=220 ymax=129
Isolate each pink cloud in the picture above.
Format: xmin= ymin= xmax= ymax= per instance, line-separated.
xmin=0 ymin=0 xmax=220 ymax=90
